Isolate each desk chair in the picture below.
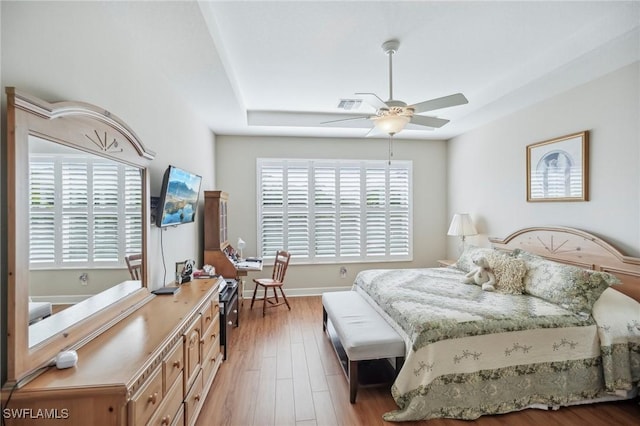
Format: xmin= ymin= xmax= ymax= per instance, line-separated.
xmin=125 ymin=253 xmax=143 ymax=280
xmin=250 ymin=250 xmax=291 ymax=316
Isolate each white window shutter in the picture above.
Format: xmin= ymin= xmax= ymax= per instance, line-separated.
xmin=61 ymin=161 xmax=89 ymax=263
xmin=29 ymin=155 xmax=142 ymax=268
xmin=313 ymin=166 xmax=336 ymax=258
xmin=29 ymin=158 xmax=56 ymax=264
xmin=257 ymin=158 xmax=412 ymax=264
xmin=124 ymin=167 xmax=143 ymax=256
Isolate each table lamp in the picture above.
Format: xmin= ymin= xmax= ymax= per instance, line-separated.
xmin=237 ymin=238 xmax=246 ymax=260
xmin=447 ymin=213 xmax=477 ymax=254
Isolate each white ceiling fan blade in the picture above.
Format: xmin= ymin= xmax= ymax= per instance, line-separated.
xmin=321 ymin=115 xmax=371 ymax=125
xmin=410 ymin=115 xmax=450 ymax=128
xmin=409 ymin=93 xmax=468 ymax=114
xmin=247 ymin=110 xmax=372 ymax=128
xmin=364 ymin=125 xmax=385 ymax=137
xmin=354 ymin=92 xmax=388 ymax=110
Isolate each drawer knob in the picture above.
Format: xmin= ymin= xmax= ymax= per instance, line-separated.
xmin=148 ymin=392 xmax=158 ymax=405
xmin=233 ymin=309 xmax=237 ymax=314
xmin=161 ymin=416 xmax=171 ymax=425
xmin=206 ymin=315 xmax=212 ymax=321
xmin=173 ymin=360 xmax=181 ymax=369
xmin=228 ymin=321 xmax=233 ymax=326
xmin=212 ymin=332 xmax=217 ymax=339
xmin=195 ymin=394 xmax=201 ymax=402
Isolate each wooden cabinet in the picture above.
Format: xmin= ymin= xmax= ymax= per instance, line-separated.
xmin=3 ymin=278 xmax=223 ymax=426
xmin=204 ymin=191 xmax=241 ymax=280
xmin=204 ymin=190 xmax=229 ymax=252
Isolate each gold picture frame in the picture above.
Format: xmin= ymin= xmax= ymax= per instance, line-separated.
xmin=526 ymin=131 xmax=589 ymax=202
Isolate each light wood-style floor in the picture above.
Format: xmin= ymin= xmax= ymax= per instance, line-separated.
xmin=197 ymin=296 xmax=639 ymax=426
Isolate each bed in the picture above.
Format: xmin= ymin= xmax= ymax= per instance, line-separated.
xmin=351 ymin=226 xmax=640 ymax=421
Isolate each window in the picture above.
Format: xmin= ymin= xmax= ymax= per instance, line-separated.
xmin=257 ymin=158 xmax=412 ymax=263
xmin=29 ymin=154 xmax=142 ymax=268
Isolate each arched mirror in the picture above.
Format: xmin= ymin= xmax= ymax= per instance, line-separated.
xmin=5 ymin=88 xmax=155 ymax=384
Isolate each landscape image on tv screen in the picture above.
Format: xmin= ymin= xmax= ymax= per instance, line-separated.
xmin=158 ymin=166 xmax=202 ymax=227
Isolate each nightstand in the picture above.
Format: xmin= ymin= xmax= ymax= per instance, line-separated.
xmin=437 ymin=259 xmax=456 ymax=267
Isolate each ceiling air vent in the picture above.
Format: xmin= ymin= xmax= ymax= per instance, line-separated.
xmin=337 ymin=99 xmax=362 ymax=110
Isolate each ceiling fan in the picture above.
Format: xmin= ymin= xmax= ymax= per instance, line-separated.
xmin=325 ymin=39 xmax=468 ymax=136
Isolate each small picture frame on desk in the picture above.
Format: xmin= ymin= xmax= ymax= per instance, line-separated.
xmin=175 ymin=261 xmax=192 ymax=284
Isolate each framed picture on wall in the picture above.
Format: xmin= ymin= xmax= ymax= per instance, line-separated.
xmin=526 ymin=131 xmax=589 ymax=202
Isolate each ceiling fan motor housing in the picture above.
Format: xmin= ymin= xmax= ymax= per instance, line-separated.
xmin=382 ymin=39 xmax=400 ymax=54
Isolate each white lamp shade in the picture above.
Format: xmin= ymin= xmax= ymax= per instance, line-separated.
xmin=373 ymin=114 xmax=410 ymax=135
xmin=447 ymin=213 xmax=478 ymax=237
xmin=237 ymin=238 xmax=246 ymax=250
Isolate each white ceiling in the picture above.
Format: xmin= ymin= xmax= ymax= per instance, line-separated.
xmin=112 ymin=1 xmax=640 ymax=140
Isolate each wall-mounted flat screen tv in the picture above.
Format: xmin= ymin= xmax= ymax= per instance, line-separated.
xmin=156 ymin=165 xmax=202 ymax=227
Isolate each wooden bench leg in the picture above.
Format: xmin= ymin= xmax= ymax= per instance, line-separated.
xmin=396 ymin=356 xmax=405 ymax=375
xmin=349 ymin=360 xmax=358 ymax=404
xmin=322 ymin=307 xmax=327 ymax=331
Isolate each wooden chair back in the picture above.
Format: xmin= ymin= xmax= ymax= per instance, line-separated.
xmin=125 ymin=253 xmax=143 ymax=280
xmin=272 ymin=250 xmax=291 ymax=283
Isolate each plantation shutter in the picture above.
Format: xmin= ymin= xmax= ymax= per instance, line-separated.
xmin=29 ymin=154 xmax=142 ymax=268
xmin=257 ymin=159 xmax=412 ymax=264
xmin=93 ymin=161 xmax=119 ymax=262
xmin=124 ymin=167 xmax=143 ymax=256
xmin=29 ymin=158 xmax=57 ymax=264
xmin=61 ymin=160 xmax=90 ymax=263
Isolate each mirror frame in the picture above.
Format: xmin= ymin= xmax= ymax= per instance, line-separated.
xmin=5 ymin=87 xmax=156 ymax=384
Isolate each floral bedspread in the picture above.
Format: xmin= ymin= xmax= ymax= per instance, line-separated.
xmin=352 ymin=267 xmax=640 ymax=421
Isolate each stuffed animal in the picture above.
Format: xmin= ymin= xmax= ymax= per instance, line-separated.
xmin=463 ymin=256 xmax=496 ymax=292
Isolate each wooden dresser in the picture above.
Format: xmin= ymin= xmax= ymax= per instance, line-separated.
xmin=3 ymin=278 xmax=223 ymax=426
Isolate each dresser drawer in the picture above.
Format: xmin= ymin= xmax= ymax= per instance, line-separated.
xmin=171 ymin=405 xmax=184 ymax=426
xmin=200 ymin=314 xmax=220 ymax=360
xmin=129 ymin=367 xmax=163 ymax=425
xmin=200 ymin=294 xmax=219 ymax=333
xmin=202 ymin=332 xmax=221 ymax=387
xmin=147 ymin=375 xmax=182 ymax=426
xmin=184 ymin=370 xmax=204 ymax=426
xmin=162 ymin=339 xmax=183 ymax=394
xmin=183 ymin=316 xmax=201 ymax=394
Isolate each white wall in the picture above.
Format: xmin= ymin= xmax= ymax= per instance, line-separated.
xmin=0 ymin=1 xmax=216 ymax=290
xmin=447 ymin=62 xmax=640 ymax=258
xmin=215 ymin=135 xmax=448 ymax=295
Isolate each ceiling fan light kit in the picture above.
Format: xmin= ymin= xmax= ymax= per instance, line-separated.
xmin=373 ymin=114 xmax=410 ymax=135
xmin=328 ymin=39 xmax=468 ymax=141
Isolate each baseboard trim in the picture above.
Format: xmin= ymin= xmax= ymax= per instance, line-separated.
xmin=241 ymin=286 xmax=352 ymax=299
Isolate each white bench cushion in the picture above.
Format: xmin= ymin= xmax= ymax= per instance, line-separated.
xmin=322 ymin=291 xmax=404 ymax=361
xmin=29 ymin=301 xmax=52 ymax=324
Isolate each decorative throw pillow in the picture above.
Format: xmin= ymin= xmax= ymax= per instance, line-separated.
xmin=516 ymin=250 xmax=618 ymax=314
xmin=454 ymin=245 xmax=495 ymax=273
xmin=485 ymin=251 xmax=527 ymax=294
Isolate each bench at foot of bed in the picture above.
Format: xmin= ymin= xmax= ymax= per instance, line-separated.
xmin=321 ymin=291 xmax=405 ymax=403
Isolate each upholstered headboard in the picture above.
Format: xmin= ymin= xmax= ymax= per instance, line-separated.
xmin=489 ymin=226 xmax=640 ymax=302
